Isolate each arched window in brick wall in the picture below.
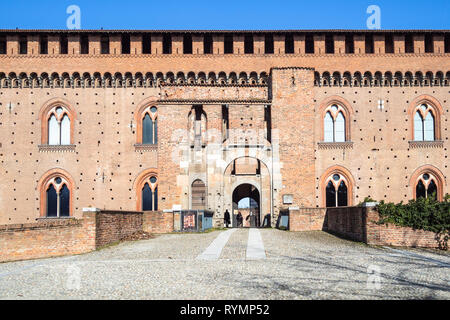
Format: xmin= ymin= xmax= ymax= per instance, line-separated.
xmin=410 ymin=166 xmax=445 ymax=201
xmin=324 ymin=104 xmax=346 ymax=142
xmin=409 ymin=96 xmax=442 ymax=142
xmin=142 ymin=176 xmax=158 ymax=211
xmin=320 ymin=97 xmax=353 ymax=143
xmin=135 ymin=169 xmax=159 ymax=211
xmin=39 ymin=99 xmax=75 ymax=145
xmin=142 ymin=106 xmax=158 ymax=144
xmin=48 ymin=107 xmax=71 ymax=145
xmin=38 ymin=169 xmax=74 ymax=217
xmin=415 ymin=173 xmax=438 ymax=200
xmin=325 ymin=174 xmax=348 ymax=207
xmin=413 ymin=104 xmax=436 ymax=141
xmin=320 ymin=166 xmax=354 ymax=208
xmin=135 ymin=102 xmax=158 ymax=145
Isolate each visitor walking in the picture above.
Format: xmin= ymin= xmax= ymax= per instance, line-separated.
xmin=224 ymin=209 xmax=231 ymax=228
xmin=236 ymin=212 xmax=243 ymax=228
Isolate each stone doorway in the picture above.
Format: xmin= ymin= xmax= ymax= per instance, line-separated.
xmin=232 ymin=183 xmax=260 ymax=228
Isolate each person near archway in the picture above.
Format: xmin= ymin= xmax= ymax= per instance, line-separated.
xmin=224 ymin=209 xmax=231 ymax=228
xmin=236 ymin=211 xmax=243 ymax=228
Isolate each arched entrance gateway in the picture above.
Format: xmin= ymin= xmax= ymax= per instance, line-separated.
xmin=232 ymin=184 xmax=260 ymax=227
xmin=223 ymin=156 xmax=272 ymax=228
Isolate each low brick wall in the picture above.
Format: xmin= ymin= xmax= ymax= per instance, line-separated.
xmin=0 ymin=217 xmax=96 ymax=263
xmin=324 ymin=206 xmax=446 ymax=250
xmin=0 ymin=209 xmax=145 ymax=263
xmin=288 ymin=208 xmax=327 ymax=231
xmin=324 ymin=207 xmax=366 ymax=242
xmin=366 ymin=210 xmax=445 ymax=249
xmin=94 ymin=210 xmax=143 ymax=247
xmin=143 ymin=211 xmax=174 ymax=234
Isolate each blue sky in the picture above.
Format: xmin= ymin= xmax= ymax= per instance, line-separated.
xmin=0 ymin=0 xmax=449 ymax=30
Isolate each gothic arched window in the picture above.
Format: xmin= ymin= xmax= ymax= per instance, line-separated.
xmin=415 ymin=172 xmax=439 ymax=200
xmin=142 ymin=106 xmax=157 ymax=144
xmin=41 ymin=174 xmax=72 ymax=217
xmin=324 ymin=104 xmax=347 ymax=142
xmin=40 ymin=102 xmax=75 ymax=146
xmin=324 ymin=173 xmax=349 ymax=207
xmin=413 ymin=104 xmax=436 ymax=141
xmin=141 ymin=176 xmax=158 ymax=211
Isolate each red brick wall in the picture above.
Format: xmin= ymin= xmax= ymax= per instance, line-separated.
xmin=0 ymin=216 xmax=96 ymax=262
xmin=324 ymin=207 xmax=366 ymax=242
xmin=288 ymin=208 xmax=327 ymax=231
xmin=324 ymin=206 xmax=447 ymax=250
xmin=143 ymin=211 xmax=174 ymax=234
xmin=0 ymin=209 xmax=146 ymax=262
xmin=366 ymin=209 xmax=445 ymax=249
xmin=94 ymin=210 xmax=143 ymax=247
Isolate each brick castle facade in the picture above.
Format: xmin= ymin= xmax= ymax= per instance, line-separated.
xmin=0 ymin=30 xmax=448 ymax=227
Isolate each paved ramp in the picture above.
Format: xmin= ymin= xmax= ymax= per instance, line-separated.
xmin=196 ymin=229 xmax=236 ymax=261
xmin=246 ymin=228 xmax=266 ymax=260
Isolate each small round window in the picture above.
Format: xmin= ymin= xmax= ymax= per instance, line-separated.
xmin=150 ymin=107 xmax=157 ymax=113
xmin=422 ymin=173 xmax=430 ymax=181
xmin=333 ymin=174 xmax=340 ymax=181
xmin=150 ymin=176 xmax=157 ymax=184
xmin=56 ymin=107 xmax=63 ymax=115
xmin=55 ymin=177 xmax=62 ymax=184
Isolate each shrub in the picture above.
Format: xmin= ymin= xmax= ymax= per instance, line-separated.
xmin=376 ymin=194 xmax=450 ymax=249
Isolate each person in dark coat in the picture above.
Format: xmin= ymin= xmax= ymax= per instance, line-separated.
xmin=224 ymin=209 xmax=231 ymax=228
xmin=236 ymin=212 xmax=243 ymax=228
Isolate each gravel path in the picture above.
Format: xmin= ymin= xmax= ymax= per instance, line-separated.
xmin=0 ymin=229 xmax=449 ymax=300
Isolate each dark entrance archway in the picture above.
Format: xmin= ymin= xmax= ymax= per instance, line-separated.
xmin=232 ymin=184 xmax=260 ymax=228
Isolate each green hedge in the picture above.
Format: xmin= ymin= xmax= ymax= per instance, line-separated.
xmin=375 ymin=194 xmax=450 ymax=235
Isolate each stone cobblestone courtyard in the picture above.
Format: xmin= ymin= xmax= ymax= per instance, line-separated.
xmin=0 ymin=229 xmax=449 ymax=300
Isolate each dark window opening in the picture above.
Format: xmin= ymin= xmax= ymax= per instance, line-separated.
xmin=305 ymin=34 xmax=314 ymax=54
xmin=445 ymin=34 xmax=450 ymax=53
xmin=224 ymin=34 xmax=233 ymax=54
xmin=183 ymin=34 xmax=192 ymax=54
xmin=326 ymin=181 xmax=336 ymax=208
xmin=121 ymin=34 xmax=130 ymax=54
xmin=264 ymin=34 xmax=274 ymax=54
xmin=46 ymin=185 xmax=57 ymax=217
xmin=101 ymin=35 xmax=109 ymax=54
xmin=285 ymin=34 xmax=294 ymax=54
xmin=163 ymin=34 xmax=172 ymax=54
xmin=154 ymin=187 xmax=158 ymax=210
xmin=405 ymin=34 xmax=414 ymax=53
xmin=385 ymin=34 xmax=394 ymax=53
xmin=39 ymin=35 xmax=48 ymax=54
xmin=80 ymin=35 xmax=89 ymax=54
xmin=19 ymin=36 xmax=27 ymax=54
xmin=142 ymin=183 xmax=153 ymax=211
xmin=325 ymin=34 xmax=334 ymax=54
xmin=244 ymin=34 xmax=254 ymax=54
xmin=416 ymin=180 xmax=426 ymax=199
xmin=60 ymin=35 xmax=68 ymax=54
xmin=365 ymin=34 xmax=374 ymax=54
xmin=142 ymin=34 xmax=151 ymax=54
xmin=59 ymin=184 xmax=70 ymax=217
xmin=0 ymin=36 xmax=6 ymax=54
xmin=194 ymin=105 xmax=203 ymax=121
xmin=222 ymin=105 xmax=229 ymax=142
xmin=425 ymin=34 xmax=434 ymax=53
xmin=428 ymin=180 xmax=438 ymax=200
xmin=345 ymin=34 xmax=354 ymax=54
xmin=337 ymin=181 xmax=348 ymax=207
xmin=143 ymin=114 xmax=154 ymax=144
xmin=204 ymin=34 xmax=213 ymax=54
xmin=264 ymin=105 xmax=272 ymax=143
